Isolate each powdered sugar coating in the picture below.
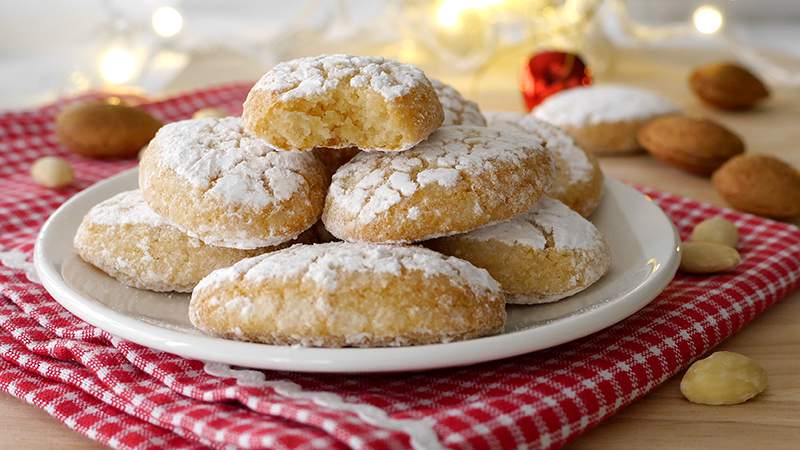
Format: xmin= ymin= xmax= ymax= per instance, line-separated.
xmin=141 ymin=117 xmax=326 ymax=249
xmin=466 ymin=219 xmax=546 ymax=249
xmin=431 ymin=79 xmax=486 ymax=126
xmin=485 ymin=112 xmax=593 ymax=192
xmin=74 ymin=189 xmax=274 ymax=293
xmin=533 ymin=84 xmax=677 ymax=127
xmin=532 ymin=197 xmax=603 ymax=249
xmin=252 ymin=54 xmax=431 ymax=102
xmin=328 ymin=125 xmax=547 ymax=226
xmin=463 ymin=197 xmax=602 ymax=250
xmin=195 ymin=242 xmax=501 ymax=297
xmin=85 ymin=190 xmax=168 ymax=227
xmin=433 ymin=197 xmax=610 ymax=303
xmin=150 ymin=117 xmax=316 ymax=209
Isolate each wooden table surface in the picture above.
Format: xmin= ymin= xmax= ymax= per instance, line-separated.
xmin=2 ymin=48 xmax=799 ymax=449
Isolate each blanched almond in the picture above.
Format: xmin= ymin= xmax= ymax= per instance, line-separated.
xmin=31 ymin=156 xmax=73 ymax=188
xmin=680 ymin=242 xmax=740 ymax=274
xmin=681 ymin=351 xmax=767 ymax=405
xmin=690 ymin=216 xmax=739 ymax=248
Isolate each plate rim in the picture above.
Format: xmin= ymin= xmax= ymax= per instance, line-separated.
xmin=34 ymin=168 xmax=680 ymax=373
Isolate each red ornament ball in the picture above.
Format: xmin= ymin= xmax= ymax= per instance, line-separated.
xmin=520 ymin=51 xmax=592 ymax=111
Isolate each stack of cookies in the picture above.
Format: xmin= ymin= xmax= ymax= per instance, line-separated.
xmin=74 ymin=54 xmax=611 ymax=348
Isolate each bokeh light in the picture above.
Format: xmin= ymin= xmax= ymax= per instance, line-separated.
xmin=692 ymin=5 xmax=724 ymax=35
xmin=98 ymin=46 xmax=139 ymax=84
xmin=152 ymin=6 xmax=184 ymax=38
xmin=435 ymin=0 xmax=503 ymax=30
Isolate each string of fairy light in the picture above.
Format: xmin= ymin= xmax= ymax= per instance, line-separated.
xmin=97 ymin=5 xmax=184 ymax=85
xmin=92 ymin=2 xmax=738 ymax=87
xmin=431 ymin=1 xmax=725 ymax=35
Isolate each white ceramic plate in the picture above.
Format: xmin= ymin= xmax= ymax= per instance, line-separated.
xmin=34 ymin=168 xmax=679 ymax=373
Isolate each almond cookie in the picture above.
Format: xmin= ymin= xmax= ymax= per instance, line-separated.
xmin=638 ymin=115 xmax=744 ymax=175
xmin=74 ymin=190 xmax=304 ymax=292
xmin=56 ymin=101 xmax=162 ymax=159
xmin=322 ymin=125 xmax=554 ymax=243
xmin=712 ymin=154 xmax=800 ymax=219
xmin=308 ymin=98 xmax=487 ymax=173
xmin=532 ymin=84 xmax=678 ymax=154
xmin=190 ymin=242 xmax=506 ymax=347
xmin=243 ymin=54 xmax=443 ymax=152
xmin=689 ymin=62 xmax=769 ymax=111
xmin=427 ymin=197 xmax=610 ymax=304
xmin=431 ymin=79 xmax=486 ymax=126
xmin=139 ymin=117 xmax=328 ymax=249
xmin=485 ymin=111 xmax=603 ymax=217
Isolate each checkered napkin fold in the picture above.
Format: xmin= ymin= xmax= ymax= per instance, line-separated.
xmin=1 ymin=84 xmax=798 ymax=450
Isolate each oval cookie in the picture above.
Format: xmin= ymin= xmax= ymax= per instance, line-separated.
xmin=322 ymin=125 xmax=554 ymax=243
xmin=190 ymin=242 xmax=506 ymax=347
xmin=427 ymin=197 xmax=611 ymax=303
xmin=243 ymin=54 xmax=443 ymax=152
xmin=533 ymin=84 xmax=678 ymax=154
xmin=56 ymin=101 xmax=162 ymax=159
xmin=73 ymin=190 xmax=295 ymax=292
xmin=485 ymin=111 xmax=604 ymax=217
xmin=139 ymin=117 xmax=328 ymax=249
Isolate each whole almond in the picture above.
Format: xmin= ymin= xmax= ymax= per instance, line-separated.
xmin=192 ymin=107 xmax=228 ymax=119
xmin=638 ymin=115 xmax=744 ymax=175
xmin=712 ymin=154 xmax=800 ymax=218
xmin=689 ymin=62 xmax=769 ymax=110
xmin=680 ymin=242 xmax=741 ymax=274
xmin=681 ymin=351 xmax=767 ymax=405
xmin=56 ymin=101 xmax=162 ymax=159
xmin=690 ymin=216 xmax=739 ymax=248
xmin=30 ymin=156 xmax=74 ymax=188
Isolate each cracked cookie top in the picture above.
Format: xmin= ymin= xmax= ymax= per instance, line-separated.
xmin=485 ymin=111 xmax=594 ymax=192
xmin=431 ymin=79 xmax=486 ymax=126
xmin=84 ymin=190 xmax=168 ymax=227
xmin=150 ymin=117 xmax=320 ymax=208
xmin=463 ymin=197 xmax=602 ymax=250
xmin=327 ymin=125 xmax=548 ymax=225
xmin=195 ymin=242 xmax=501 ymax=297
xmin=252 ymin=54 xmax=432 ymax=102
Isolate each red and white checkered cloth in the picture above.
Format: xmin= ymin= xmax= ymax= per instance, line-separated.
xmin=1 ymin=84 xmax=799 ymax=450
